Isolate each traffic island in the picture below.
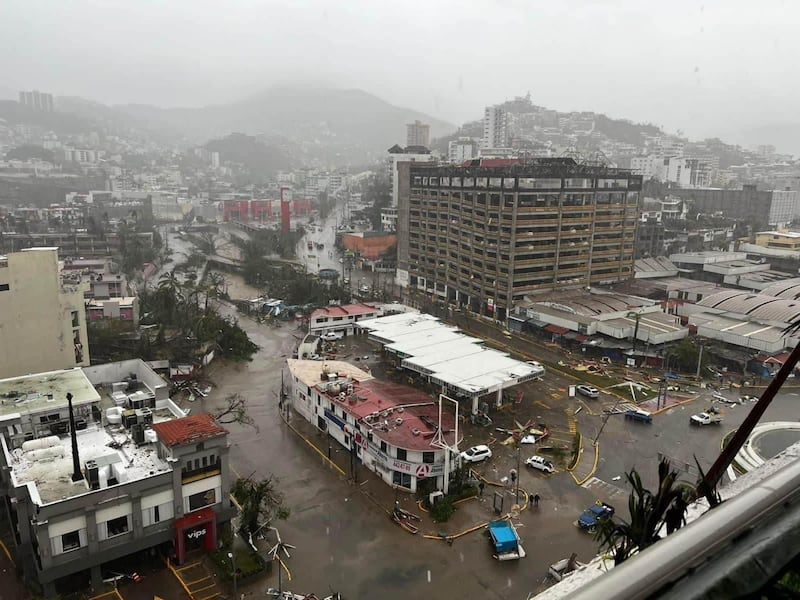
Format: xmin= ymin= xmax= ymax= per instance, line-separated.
xmin=568 ymin=434 xmax=600 ymax=486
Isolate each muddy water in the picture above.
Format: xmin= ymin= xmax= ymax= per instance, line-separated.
xmin=196 ymin=301 xmax=593 ymax=598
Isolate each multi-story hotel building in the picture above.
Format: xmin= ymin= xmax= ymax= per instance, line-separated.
xmin=396 ymin=158 xmax=641 ymax=319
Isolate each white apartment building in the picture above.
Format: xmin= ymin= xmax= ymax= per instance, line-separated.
xmin=308 ymin=303 xmax=383 ymax=337
xmin=630 ymin=155 xmax=666 ymax=180
xmin=406 ymin=120 xmax=430 ymax=148
xmin=387 ymin=146 xmax=435 ymax=207
xmin=0 ymin=248 xmax=89 ymax=379
xmin=482 ymin=106 xmax=508 ymax=149
xmin=63 ymin=148 xmax=98 ymax=164
xmin=661 ymin=197 xmax=688 ymax=220
xmin=448 ymin=137 xmax=478 ymax=164
xmin=380 ymin=207 xmax=398 ymax=232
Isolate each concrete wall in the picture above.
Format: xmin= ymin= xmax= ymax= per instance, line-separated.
xmin=83 ymin=359 xmax=169 ymax=402
xmin=0 ymin=248 xmax=89 ymax=379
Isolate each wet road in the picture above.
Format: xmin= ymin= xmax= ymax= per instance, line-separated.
xmin=297 ymin=211 xmax=389 ymax=298
xmin=586 ymin=387 xmax=800 ymax=495
xmin=198 ymin=305 xmax=601 ymax=599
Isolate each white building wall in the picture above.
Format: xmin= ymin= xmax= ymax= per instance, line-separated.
xmin=482 ymin=106 xmax=508 ymax=149
xmin=448 ymin=138 xmax=477 ymax=163
xmin=0 ymin=248 xmax=89 ymax=379
xmin=289 ymin=381 xmax=449 ymax=492
xmin=388 ymin=153 xmax=434 ymax=207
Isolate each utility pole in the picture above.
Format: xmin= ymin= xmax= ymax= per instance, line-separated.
xmin=515 ymin=445 xmax=521 ymax=505
xmin=696 ymin=343 xmax=704 ymax=379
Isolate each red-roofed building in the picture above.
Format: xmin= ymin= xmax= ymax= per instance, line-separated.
xmin=288 ymin=359 xmax=461 ymax=492
xmin=309 ymin=303 xmax=382 ymax=336
xmin=152 ymin=413 xmax=228 ymax=447
xmin=152 ymin=414 xmax=232 ymax=565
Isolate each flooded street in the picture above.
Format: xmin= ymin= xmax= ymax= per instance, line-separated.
xmin=194 ymin=302 xmax=598 ymax=599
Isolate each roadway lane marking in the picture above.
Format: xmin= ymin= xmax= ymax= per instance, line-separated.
xmin=582 ymin=476 xmax=627 ymax=500
xmin=427 ymin=569 xmax=431 ymax=583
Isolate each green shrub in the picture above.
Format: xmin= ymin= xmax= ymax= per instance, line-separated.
xmin=454 ymin=485 xmax=478 ymax=502
xmin=210 ymin=549 xmax=264 ymax=581
xmin=430 ymin=497 xmax=456 ymax=522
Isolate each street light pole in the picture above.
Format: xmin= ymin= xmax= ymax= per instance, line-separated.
xmin=515 ymin=445 xmax=521 ymax=505
xmin=696 ymin=343 xmax=704 ymax=379
xmin=227 ymin=551 xmax=237 ymax=599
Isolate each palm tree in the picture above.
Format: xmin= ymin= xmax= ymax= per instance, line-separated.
xmin=158 ymin=270 xmax=182 ymax=298
xmin=595 ymin=459 xmax=687 ymax=565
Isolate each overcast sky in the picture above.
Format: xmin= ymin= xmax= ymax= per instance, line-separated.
xmin=1 ymin=0 xmax=797 ymax=147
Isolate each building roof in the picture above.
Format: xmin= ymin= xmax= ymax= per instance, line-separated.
xmin=761 ymin=280 xmax=800 ymax=300
xmin=697 ymin=290 xmax=800 ymax=324
xmin=634 ymin=256 xmax=678 ymax=276
xmin=691 ymin=314 xmax=787 ymax=345
xmin=316 ymin=377 xmax=458 ymax=451
xmin=86 ymin=297 xmax=136 ymax=307
xmin=0 ymin=368 xmax=100 ymax=421
xmin=151 ymin=413 xmax=227 ymax=447
xmin=9 ymin=410 xmax=175 ymax=505
xmin=755 ymin=230 xmax=800 ymax=238
xmin=519 ymin=290 xmax=651 ymax=318
xmin=287 ymin=359 xmax=373 ymax=388
xmin=358 ymin=312 xmax=540 ymax=398
xmin=310 ymin=303 xmax=379 ymax=320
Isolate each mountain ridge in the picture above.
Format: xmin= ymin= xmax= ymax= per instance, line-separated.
xmin=56 ymin=86 xmax=456 ymax=161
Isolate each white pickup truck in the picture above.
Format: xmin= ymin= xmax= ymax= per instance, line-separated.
xmin=321 ymin=331 xmax=343 ymax=342
xmin=690 ymin=412 xmax=723 ymax=426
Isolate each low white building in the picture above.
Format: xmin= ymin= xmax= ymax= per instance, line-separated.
xmin=308 ymin=303 xmax=415 ymax=337
xmin=287 ymin=360 xmax=460 ymax=492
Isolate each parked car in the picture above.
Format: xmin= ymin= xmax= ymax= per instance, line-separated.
xmin=459 ymin=444 xmax=493 ymax=464
xmin=577 ymin=502 xmax=615 ymax=533
xmin=526 ymin=361 xmax=546 ymax=378
xmin=525 ymin=455 xmax=555 ymax=473
xmin=576 ymin=385 xmax=600 ymax=399
xmin=624 ymin=409 xmax=653 ymax=424
xmin=321 ymin=331 xmax=343 ymax=342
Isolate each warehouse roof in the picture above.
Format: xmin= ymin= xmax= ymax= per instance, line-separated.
xmin=697 ymin=290 xmax=800 ymax=324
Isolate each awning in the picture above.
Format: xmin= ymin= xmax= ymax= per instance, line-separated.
xmin=544 ymin=324 xmax=570 ymax=335
xmin=526 ymin=319 xmax=548 ymax=329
